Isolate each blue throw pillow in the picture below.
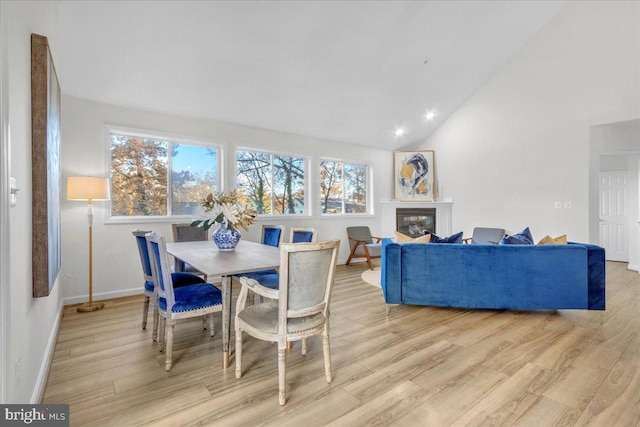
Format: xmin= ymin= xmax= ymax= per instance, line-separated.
xmin=499 ymin=227 xmax=534 ymax=245
xmin=427 ymin=231 xmax=463 ymax=244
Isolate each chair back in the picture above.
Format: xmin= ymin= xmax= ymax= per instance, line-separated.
xmin=278 ymin=241 xmax=340 ymax=321
xmin=262 ymin=225 xmax=285 ymax=247
xmin=132 ymin=229 xmax=153 ymax=282
xmin=346 ymin=226 xmax=373 ymax=250
xmin=471 ymin=227 xmax=505 ymax=244
xmin=290 ymin=227 xmax=317 ymax=243
xmin=145 ymin=233 xmax=176 ymax=310
xmin=172 ymin=223 xmax=207 ymax=271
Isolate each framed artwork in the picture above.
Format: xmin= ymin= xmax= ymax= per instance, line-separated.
xmin=394 ymin=150 xmax=435 ymax=202
xmin=31 ymin=34 xmax=61 ymax=297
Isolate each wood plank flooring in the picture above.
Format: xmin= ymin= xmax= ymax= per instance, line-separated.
xmin=43 ymin=261 xmax=640 ymax=426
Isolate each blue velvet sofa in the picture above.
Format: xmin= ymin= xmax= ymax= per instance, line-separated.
xmin=381 ymin=239 xmax=605 ymax=311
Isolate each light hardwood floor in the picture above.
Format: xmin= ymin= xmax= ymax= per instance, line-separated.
xmin=43 ymin=261 xmax=639 ymax=426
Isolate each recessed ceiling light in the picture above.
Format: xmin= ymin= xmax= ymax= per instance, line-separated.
xmin=394 ymin=128 xmax=406 ymax=137
xmin=425 ymin=111 xmax=436 ymax=120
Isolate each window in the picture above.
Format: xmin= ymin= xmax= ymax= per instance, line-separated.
xmin=236 ymin=150 xmax=305 ymax=215
xmin=320 ymin=160 xmax=369 ymax=214
xmin=109 ymin=130 xmax=219 ymax=218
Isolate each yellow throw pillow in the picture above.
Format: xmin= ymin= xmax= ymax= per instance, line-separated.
xmin=395 ymin=231 xmax=431 ymax=243
xmin=537 ymin=234 xmax=568 ymax=245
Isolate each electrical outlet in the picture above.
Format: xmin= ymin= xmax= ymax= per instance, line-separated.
xmin=554 ymin=201 xmax=562 ymax=209
xmin=564 ymin=201 xmax=572 ymax=209
xmin=15 ymin=356 xmax=21 ymax=383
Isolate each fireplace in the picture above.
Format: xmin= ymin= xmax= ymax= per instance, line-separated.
xmin=396 ymin=208 xmax=436 ymax=238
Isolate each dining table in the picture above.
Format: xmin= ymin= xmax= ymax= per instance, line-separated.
xmin=165 ymin=239 xmax=281 ymax=368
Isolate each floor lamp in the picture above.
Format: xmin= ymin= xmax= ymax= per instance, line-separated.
xmin=67 ymin=176 xmax=109 ymax=312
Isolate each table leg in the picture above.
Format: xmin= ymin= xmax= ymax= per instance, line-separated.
xmin=222 ymin=275 xmax=232 ymax=369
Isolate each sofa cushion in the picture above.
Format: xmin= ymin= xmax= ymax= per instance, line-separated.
xmin=499 ymin=227 xmax=534 ymax=245
xmin=538 ymin=234 xmax=568 ymax=245
xmin=428 ymin=231 xmax=463 ymax=244
xmin=395 ymin=231 xmax=431 ymax=243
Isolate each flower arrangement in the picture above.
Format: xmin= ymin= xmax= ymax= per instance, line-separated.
xmin=191 ymin=190 xmax=257 ymax=231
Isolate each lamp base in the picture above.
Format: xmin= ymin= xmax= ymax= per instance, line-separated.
xmin=77 ymin=302 xmax=105 ymax=312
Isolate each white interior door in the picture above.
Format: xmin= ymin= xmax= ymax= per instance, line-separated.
xmin=599 ymin=170 xmax=629 ymax=261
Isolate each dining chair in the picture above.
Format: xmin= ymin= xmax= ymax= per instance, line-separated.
xmin=261 ymin=224 xmax=285 ymax=247
xmin=146 ymin=232 xmax=223 ymax=371
xmin=172 ymin=223 xmax=208 ymax=281
xmin=132 ymin=229 xmax=207 ymax=340
xmin=462 ymin=227 xmax=505 ymax=244
xmin=345 ymin=226 xmax=382 ymax=270
xmin=235 ymin=240 xmax=340 ymax=405
xmin=235 ymin=224 xmax=285 ymax=285
xmin=290 ymin=227 xmax=317 ymax=243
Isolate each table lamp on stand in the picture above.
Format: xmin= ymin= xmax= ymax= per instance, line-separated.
xmin=67 ymin=176 xmax=110 ymax=312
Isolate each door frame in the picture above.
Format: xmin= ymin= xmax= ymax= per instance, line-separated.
xmin=598 ymin=168 xmax=630 ymax=262
xmin=0 ymin=0 xmax=10 ymax=404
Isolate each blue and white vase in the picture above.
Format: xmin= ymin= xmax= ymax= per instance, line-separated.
xmin=212 ymin=220 xmax=241 ymax=251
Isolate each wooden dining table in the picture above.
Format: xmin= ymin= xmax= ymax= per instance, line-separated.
xmin=165 ymin=239 xmax=281 ymax=368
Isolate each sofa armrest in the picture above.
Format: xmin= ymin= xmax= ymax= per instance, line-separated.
xmin=381 ymin=239 xmax=402 ymax=303
xmin=569 ymin=242 xmax=605 ymax=310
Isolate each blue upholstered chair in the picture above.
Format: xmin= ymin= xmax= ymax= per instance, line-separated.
xmin=290 ymin=227 xmax=317 ymax=244
xmin=132 ymin=229 xmax=206 ymax=341
xmin=261 ymin=224 xmax=285 ymax=247
xmin=235 ymin=224 xmax=285 ymax=285
xmin=235 ymin=240 xmax=340 ymax=405
xmin=171 ymin=223 xmax=208 ymax=281
xmin=145 ymin=232 xmax=223 ymax=371
xmin=345 ymin=226 xmax=382 ymax=270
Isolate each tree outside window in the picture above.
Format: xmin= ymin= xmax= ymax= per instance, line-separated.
xmin=110 ymin=132 xmax=218 ymax=217
xmin=237 ymin=150 xmax=305 ymax=215
xmin=320 ymin=160 xmax=368 ymax=214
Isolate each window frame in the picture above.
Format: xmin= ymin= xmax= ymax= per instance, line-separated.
xmin=104 ymin=125 xmax=224 ymax=224
xmin=319 ymin=157 xmax=373 ymax=217
xmin=235 ymin=146 xmax=311 ymax=219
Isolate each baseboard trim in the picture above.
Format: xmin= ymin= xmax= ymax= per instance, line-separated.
xmin=628 ymin=263 xmax=639 ymax=272
xmin=63 ymin=287 xmax=144 ymax=306
xmin=31 ymin=300 xmax=64 ymax=404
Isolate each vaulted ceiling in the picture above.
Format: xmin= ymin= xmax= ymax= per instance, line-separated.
xmin=55 ymin=1 xmax=567 ymax=150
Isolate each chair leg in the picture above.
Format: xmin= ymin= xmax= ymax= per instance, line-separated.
xmin=345 ymin=242 xmax=360 ymax=266
xmin=278 ymin=347 xmax=286 ymax=405
xmin=362 ymin=245 xmax=374 ymax=270
xmin=142 ymin=295 xmax=150 ymax=329
xmin=235 ymin=329 xmax=243 ymax=379
xmin=159 ymin=317 xmax=166 ymax=352
xmin=165 ymin=321 xmax=175 ymax=371
xmin=322 ymin=324 xmax=332 ymax=383
xmin=301 ymin=338 xmax=307 ymax=356
xmin=152 ymin=303 xmax=159 ymax=341
xmin=209 ymin=313 xmax=215 ymax=337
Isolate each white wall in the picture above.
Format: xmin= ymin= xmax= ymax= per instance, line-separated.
xmin=6 ymin=1 xmax=64 ymax=403
xmin=60 ymin=96 xmax=393 ymax=302
xmin=417 ymin=1 xmax=640 ymax=243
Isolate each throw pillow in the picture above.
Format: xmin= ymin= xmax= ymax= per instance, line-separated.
xmin=538 ymin=234 xmax=568 ymax=245
xmin=499 ymin=227 xmax=534 ymax=245
xmin=395 ymin=231 xmax=431 ymax=243
xmin=427 ymin=231 xmax=463 ymax=244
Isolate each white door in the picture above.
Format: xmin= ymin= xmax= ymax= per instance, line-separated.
xmin=599 ymin=170 xmax=628 ymax=262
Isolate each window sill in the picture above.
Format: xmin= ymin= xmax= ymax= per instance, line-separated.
xmin=104 ymin=215 xmax=198 ymax=225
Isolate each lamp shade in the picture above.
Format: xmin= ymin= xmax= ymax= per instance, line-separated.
xmin=67 ymin=176 xmax=110 ymax=201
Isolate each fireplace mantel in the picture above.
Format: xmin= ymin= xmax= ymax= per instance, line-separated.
xmin=380 ymin=199 xmax=453 ymax=238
